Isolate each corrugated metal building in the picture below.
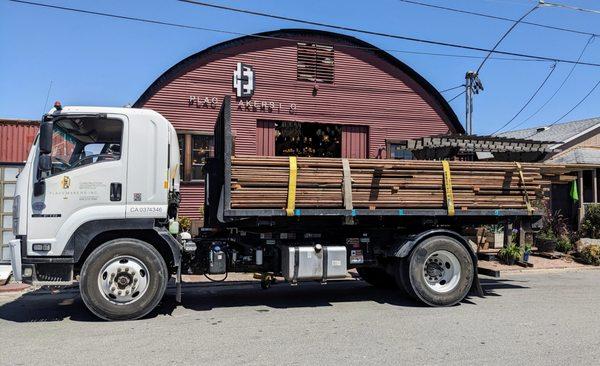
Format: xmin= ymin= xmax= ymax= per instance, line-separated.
xmin=134 ymin=29 xmax=462 ymax=229
xmin=0 ymin=118 xmax=38 ymax=272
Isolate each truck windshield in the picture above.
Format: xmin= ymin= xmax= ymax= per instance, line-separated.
xmin=47 ymin=117 xmax=123 ymax=176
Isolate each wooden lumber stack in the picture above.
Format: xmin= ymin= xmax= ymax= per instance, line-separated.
xmin=230 ymin=156 xmax=558 ymax=211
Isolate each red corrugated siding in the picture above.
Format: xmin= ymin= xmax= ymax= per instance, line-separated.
xmin=138 ymin=34 xmax=458 ymax=221
xmin=0 ymin=120 xmax=38 ymax=163
xmin=256 ymin=120 xmax=275 ymax=156
xmin=342 ymin=125 xmax=368 ymax=158
xmin=178 ymin=184 xmax=204 ymax=220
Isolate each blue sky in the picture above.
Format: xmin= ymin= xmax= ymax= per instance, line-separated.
xmin=1 ymin=0 xmax=599 ymax=135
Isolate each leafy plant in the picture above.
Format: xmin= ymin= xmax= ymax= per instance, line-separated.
xmin=580 ymin=245 xmax=600 ymax=266
xmin=498 ymin=244 xmax=522 ymax=263
xmin=485 ymin=224 xmax=504 ymax=234
xmin=555 ymin=237 xmax=573 ymax=253
xmin=581 ymin=204 xmax=600 ymax=239
xmin=536 ymin=230 xmax=557 ymax=242
xmin=178 ymin=216 xmax=192 ymax=232
xmin=541 ymin=207 xmax=569 ymax=239
xmin=523 ymin=244 xmax=532 ymax=254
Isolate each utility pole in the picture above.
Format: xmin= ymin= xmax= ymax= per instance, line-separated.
xmin=465 ymin=71 xmax=483 ymax=135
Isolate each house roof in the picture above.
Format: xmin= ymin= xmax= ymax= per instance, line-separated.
xmin=547 ymin=147 xmax=600 ymax=165
xmin=497 ymin=117 xmax=600 ymax=145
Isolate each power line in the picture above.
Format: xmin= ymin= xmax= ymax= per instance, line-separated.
xmin=544 ymin=1 xmax=600 ymax=15
xmin=476 ymin=3 xmax=540 ymax=74
xmin=177 ymin=0 xmax=600 ymax=67
xmin=491 ymin=61 xmax=558 ymax=134
xmin=549 ymin=79 xmax=600 ymax=126
xmin=397 ymin=0 xmax=597 ymax=37
xmin=439 ymin=84 xmax=465 ymax=93
xmin=447 ymin=90 xmax=466 ymax=102
xmin=510 ymin=35 xmax=596 ymax=130
xmin=6 ymin=0 xmax=557 ymax=65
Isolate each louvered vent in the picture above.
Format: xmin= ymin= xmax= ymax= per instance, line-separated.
xmin=297 ymin=42 xmax=334 ymax=83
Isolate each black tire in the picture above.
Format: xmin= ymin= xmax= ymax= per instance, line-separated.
xmin=396 ymin=235 xmax=473 ymax=306
xmin=80 ymin=238 xmax=169 ymax=321
xmin=357 ymin=266 xmax=398 ymax=289
xmin=395 ymin=258 xmax=415 ymax=298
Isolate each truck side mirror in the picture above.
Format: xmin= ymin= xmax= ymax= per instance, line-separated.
xmin=39 ymin=121 xmax=53 ymax=154
xmin=39 ymin=154 xmax=52 ymax=172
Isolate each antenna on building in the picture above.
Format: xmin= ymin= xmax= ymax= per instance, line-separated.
xmin=465 ymin=71 xmax=483 ymax=135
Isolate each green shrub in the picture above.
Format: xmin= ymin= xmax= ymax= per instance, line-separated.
xmin=580 ymin=245 xmax=600 ymax=266
xmin=498 ymin=244 xmax=522 ymax=262
xmin=581 ymin=204 xmax=600 ymax=239
xmin=555 ymin=237 xmax=573 ymax=253
xmin=178 ymin=216 xmax=192 ymax=232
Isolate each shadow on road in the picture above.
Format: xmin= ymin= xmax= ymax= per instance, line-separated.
xmin=0 ymin=277 xmax=529 ymax=323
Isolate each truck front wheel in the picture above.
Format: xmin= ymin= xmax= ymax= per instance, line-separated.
xmin=398 ymin=235 xmax=473 ymax=306
xmin=79 ymin=238 xmax=169 ymax=321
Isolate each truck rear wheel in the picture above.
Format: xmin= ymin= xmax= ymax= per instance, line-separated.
xmin=79 ymin=238 xmax=169 ymax=321
xmin=357 ymin=267 xmax=397 ymax=289
xmin=397 ymin=235 xmax=473 ymax=306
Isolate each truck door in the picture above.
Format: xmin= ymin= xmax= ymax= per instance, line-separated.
xmin=27 ymin=115 xmax=128 ymax=256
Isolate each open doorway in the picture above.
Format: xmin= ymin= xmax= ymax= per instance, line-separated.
xmin=275 ymin=121 xmax=341 ymax=157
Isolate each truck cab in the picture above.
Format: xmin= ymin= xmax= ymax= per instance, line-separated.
xmin=10 ymin=105 xmax=182 ymax=320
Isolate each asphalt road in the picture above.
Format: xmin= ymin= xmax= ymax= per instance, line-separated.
xmin=1 ymin=270 xmax=599 ymax=366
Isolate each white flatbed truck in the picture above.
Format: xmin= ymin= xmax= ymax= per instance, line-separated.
xmin=9 ymin=102 xmax=538 ymax=320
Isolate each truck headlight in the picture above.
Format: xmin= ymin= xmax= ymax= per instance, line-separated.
xmin=12 ymin=195 xmax=20 ymax=235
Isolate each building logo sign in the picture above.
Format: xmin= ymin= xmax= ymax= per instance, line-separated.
xmin=232 ymin=62 xmax=255 ymax=98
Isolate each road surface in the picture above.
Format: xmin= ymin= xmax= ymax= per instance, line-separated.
xmin=1 ymin=270 xmax=599 ymax=365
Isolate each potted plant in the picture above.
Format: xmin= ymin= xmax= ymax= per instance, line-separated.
xmin=523 ymin=244 xmax=532 ymax=262
xmin=536 ymin=206 xmax=569 ymax=253
xmin=498 ymin=244 xmax=522 ymax=265
xmin=536 ymin=230 xmax=558 ymax=253
xmin=484 ymin=224 xmax=505 ymax=249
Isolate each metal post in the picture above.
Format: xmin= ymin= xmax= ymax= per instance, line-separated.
xmin=465 ymin=72 xmax=473 ymax=135
xmin=578 ymin=171 xmax=585 ymax=227
xmin=465 ymin=71 xmax=482 ymax=135
xmin=593 ymin=169 xmax=598 ymax=204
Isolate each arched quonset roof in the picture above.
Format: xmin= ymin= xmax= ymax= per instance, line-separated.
xmin=134 ymin=29 xmax=464 ymax=133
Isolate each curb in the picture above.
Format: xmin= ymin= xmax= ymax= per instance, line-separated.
xmin=0 ymin=283 xmax=31 ymax=293
xmin=492 ymin=265 xmax=600 ymax=276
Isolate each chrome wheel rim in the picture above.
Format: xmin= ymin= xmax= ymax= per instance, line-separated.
xmin=423 ymin=250 xmax=461 ymax=293
xmin=97 ymin=256 xmax=150 ymax=305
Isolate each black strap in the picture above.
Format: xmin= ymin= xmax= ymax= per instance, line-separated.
xmin=292 ymin=247 xmax=299 ymax=284
xmin=322 ymin=246 xmax=328 ymax=283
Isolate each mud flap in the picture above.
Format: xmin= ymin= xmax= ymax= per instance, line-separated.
xmin=469 ymin=269 xmax=485 ymax=297
xmin=175 ymin=264 xmax=182 ymax=303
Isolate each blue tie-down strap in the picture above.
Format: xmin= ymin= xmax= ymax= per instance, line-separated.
xmin=294 ymin=209 xmax=301 ymax=216
xmin=398 ymin=209 xmax=405 ymax=216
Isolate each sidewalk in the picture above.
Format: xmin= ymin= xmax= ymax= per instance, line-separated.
xmin=478 ymin=254 xmax=599 ymax=275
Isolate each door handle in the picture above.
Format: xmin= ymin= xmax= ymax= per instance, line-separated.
xmin=110 ymin=182 xmax=122 ymax=201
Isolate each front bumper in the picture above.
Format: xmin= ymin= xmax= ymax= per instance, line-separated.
xmin=9 ymin=237 xmax=74 ymax=285
xmin=9 ymin=239 xmax=22 ymax=282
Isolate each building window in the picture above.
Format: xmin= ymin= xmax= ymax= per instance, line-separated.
xmin=275 ymin=121 xmax=341 ymax=157
xmin=178 ymin=133 xmax=213 ymax=182
xmin=297 ymin=42 xmax=334 ymax=83
xmin=387 ymin=140 xmax=413 ymax=160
